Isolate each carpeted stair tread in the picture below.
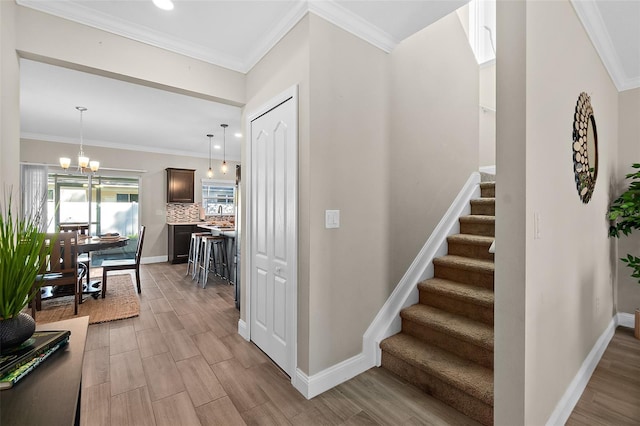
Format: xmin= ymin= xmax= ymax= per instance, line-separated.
xmin=447 ymin=234 xmax=494 ymax=247
xmin=418 ymin=278 xmax=494 ymax=307
xmin=470 ymin=198 xmax=495 ymax=206
xmin=380 ymin=333 xmax=493 ymax=405
xmin=447 ymin=234 xmax=494 ymax=261
xmin=470 ymin=198 xmax=495 ymax=215
xmin=459 ymin=215 xmax=495 ymax=224
xmin=433 ymin=255 xmax=494 ymax=275
xmin=479 ymin=182 xmax=495 ymax=198
xmin=401 ymin=305 xmax=493 ymax=350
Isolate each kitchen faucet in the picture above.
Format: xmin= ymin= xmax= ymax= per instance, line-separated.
xmin=218 ymin=205 xmax=222 ymax=215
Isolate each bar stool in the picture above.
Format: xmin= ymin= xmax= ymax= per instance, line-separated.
xmin=212 ymin=238 xmax=229 ymax=281
xmin=186 ymin=232 xmax=210 ymax=280
xmin=197 ymin=235 xmax=225 ymax=288
xmin=224 ymin=234 xmax=235 ymax=283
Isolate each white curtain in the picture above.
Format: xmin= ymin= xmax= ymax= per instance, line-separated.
xmin=20 ymin=164 xmax=49 ymax=232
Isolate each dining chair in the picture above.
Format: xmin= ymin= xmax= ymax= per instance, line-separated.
xmin=101 ymin=225 xmax=145 ymax=298
xmin=59 ymin=223 xmax=92 ymax=295
xmin=31 ymin=232 xmax=80 ymax=320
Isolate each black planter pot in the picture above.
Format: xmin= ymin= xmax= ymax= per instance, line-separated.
xmin=0 ymin=312 xmax=36 ymax=351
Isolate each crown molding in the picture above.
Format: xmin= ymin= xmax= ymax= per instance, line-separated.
xmin=17 ymin=0 xmax=400 ymax=75
xmin=21 ymin=132 xmax=241 ymax=162
xmin=308 ymin=0 xmax=398 ymax=53
xmin=242 ymin=1 xmax=309 ymax=73
xmin=17 ymin=0 xmax=246 ymax=72
xmin=571 ymin=0 xmax=637 ymax=92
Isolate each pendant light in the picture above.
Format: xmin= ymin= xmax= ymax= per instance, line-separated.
xmin=206 ymin=134 xmax=214 ymax=178
xmin=220 ymin=124 xmax=228 ymax=174
xmin=60 ymin=106 xmax=99 ymax=173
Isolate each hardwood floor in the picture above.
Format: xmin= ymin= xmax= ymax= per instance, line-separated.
xmin=567 ymin=326 xmax=640 ymax=425
xmin=80 ymin=263 xmax=480 ymax=426
xmin=82 ymin=263 xmax=640 ymax=425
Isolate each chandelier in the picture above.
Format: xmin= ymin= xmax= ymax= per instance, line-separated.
xmin=59 ymin=106 xmax=99 ymax=173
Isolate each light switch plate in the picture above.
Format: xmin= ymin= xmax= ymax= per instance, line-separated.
xmin=325 ymin=210 xmax=340 ymax=229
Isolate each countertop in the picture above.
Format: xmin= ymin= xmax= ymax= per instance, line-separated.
xmin=197 ymin=223 xmax=236 ymax=237
xmin=166 ymin=222 xmax=235 ymax=237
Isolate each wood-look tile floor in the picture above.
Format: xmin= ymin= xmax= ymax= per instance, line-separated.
xmin=81 ymin=263 xmax=480 ymax=426
xmin=81 ymin=263 xmax=640 ymax=425
xmin=567 ymin=326 xmax=640 ymax=425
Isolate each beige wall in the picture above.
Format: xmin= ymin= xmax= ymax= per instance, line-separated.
xmin=244 ymin=15 xmax=311 ymax=373
xmin=1 ymin=0 xmax=20 ymax=191
xmin=494 ymin=1 xmax=527 ymax=423
xmin=616 ymin=87 xmax=640 ymax=314
xmin=495 ymin=1 xmax=620 ymax=424
xmin=15 ymin=6 xmax=245 ymax=106
xmin=20 ymin=139 xmax=237 ymax=260
xmin=245 ymin=13 xmax=391 ymax=375
xmin=479 ymin=62 xmax=496 ymax=167
xmin=307 ymin=15 xmax=389 ymax=373
xmin=389 ymin=12 xmax=479 ymax=286
xmin=526 ymin=1 xmax=619 ymax=422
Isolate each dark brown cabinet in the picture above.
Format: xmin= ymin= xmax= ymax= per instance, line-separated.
xmin=166 ymin=168 xmax=195 ymax=203
xmin=168 ymin=224 xmax=197 ymax=264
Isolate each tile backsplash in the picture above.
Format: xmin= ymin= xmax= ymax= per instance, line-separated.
xmin=166 ymin=203 xmax=235 ymax=223
xmin=166 ymin=203 xmax=201 ymax=223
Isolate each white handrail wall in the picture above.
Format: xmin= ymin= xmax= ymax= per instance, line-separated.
xmin=294 ymin=172 xmax=482 ymax=398
xmin=363 ymin=172 xmax=481 ymax=366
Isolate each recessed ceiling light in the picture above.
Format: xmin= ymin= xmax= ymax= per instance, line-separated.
xmin=153 ymin=0 xmax=174 ymax=11
xmin=213 ymin=145 xmax=221 ymax=150
xmin=234 ymin=132 xmax=242 ymax=138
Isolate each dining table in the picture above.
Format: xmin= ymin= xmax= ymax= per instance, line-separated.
xmin=77 ymin=235 xmax=129 ymax=296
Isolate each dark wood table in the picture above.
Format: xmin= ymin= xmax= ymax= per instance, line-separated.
xmin=79 ymin=236 xmax=129 ymax=295
xmin=75 ymin=235 xmax=129 ymax=255
xmin=0 ymin=316 xmax=89 ymax=426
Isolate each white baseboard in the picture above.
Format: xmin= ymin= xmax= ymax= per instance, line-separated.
xmin=141 ymin=255 xmax=168 ymax=264
xmin=362 ymin=172 xmax=481 ymax=366
xmin=238 ymin=319 xmax=249 ymax=340
xmin=617 ymin=312 xmax=635 ymax=329
xmin=545 ymin=316 xmax=618 ymax=426
xmin=293 ymin=353 xmax=372 ymax=399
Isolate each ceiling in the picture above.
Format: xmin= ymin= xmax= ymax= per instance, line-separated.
xmin=17 ymin=0 xmax=640 ymax=163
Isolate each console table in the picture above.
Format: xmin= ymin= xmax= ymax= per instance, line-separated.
xmin=1 ymin=316 xmax=89 ymax=425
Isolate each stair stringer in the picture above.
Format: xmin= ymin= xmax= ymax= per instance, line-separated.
xmin=363 ymin=172 xmax=482 ymax=367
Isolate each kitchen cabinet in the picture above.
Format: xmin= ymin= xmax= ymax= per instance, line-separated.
xmin=166 ymin=168 xmax=195 ymax=203
xmin=168 ymin=224 xmax=197 ymax=264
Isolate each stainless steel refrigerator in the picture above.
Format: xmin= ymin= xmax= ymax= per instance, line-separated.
xmin=234 ymin=165 xmax=241 ymax=310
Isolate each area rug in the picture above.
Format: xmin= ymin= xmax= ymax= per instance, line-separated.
xmin=31 ymin=273 xmax=140 ymax=325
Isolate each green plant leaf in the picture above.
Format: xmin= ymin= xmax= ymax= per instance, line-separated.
xmin=0 ymin=189 xmax=51 ymax=319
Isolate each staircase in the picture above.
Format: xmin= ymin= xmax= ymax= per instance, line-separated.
xmin=380 ymin=181 xmax=495 ymax=426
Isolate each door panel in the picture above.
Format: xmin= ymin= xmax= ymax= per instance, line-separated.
xmin=255 ymin=268 xmax=268 ymax=330
xmin=250 ymin=96 xmax=296 ymax=377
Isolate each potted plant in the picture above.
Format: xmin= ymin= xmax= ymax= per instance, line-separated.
xmin=0 ymin=191 xmax=49 ymax=349
xmin=608 ymin=163 xmax=640 ymax=339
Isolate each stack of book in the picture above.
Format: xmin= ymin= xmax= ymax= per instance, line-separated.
xmin=0 ymin=330 xmax=70 ymax=390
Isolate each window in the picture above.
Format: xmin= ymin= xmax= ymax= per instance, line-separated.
xmin=202 ymin=180 xmax=235 ymax=216
xmin=468 ymin=0 xmax=496 ymax=65
xmin=48 ymin=173 xmax=139 ymax=238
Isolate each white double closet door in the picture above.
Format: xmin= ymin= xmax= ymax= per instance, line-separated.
xmin=249 ymin=91 xmax=297 ymax=378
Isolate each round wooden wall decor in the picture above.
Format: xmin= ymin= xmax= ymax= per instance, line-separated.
xmin=572 ymin=92 xmax=598 ymax=203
